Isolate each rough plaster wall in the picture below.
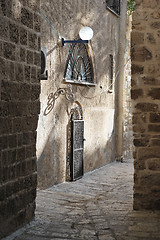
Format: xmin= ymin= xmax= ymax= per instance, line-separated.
xmin=123 ymin=15 xmax=133 ymax=161
xmin=37 ymin=0 xmax=127 ymax=189
xmin=131 ymin=0 xmax=160 ymax=210
xmin=0 ymin=0 xmax=41 ymax=237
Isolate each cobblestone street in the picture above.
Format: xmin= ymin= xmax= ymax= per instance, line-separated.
xmin=4 ymin=160 xmax=160 ymax=240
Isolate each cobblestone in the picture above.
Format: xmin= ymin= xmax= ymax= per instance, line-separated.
xmin=3 ymin=160 xmax=160 ymax=240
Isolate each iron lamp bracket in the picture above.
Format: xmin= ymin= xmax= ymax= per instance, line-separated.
xmin=62 ymin=38 xmax=89 ymax=46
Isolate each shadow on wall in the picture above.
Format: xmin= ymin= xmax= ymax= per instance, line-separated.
xmin=84 ymin=129 xmax=115 ymax=172
xmin=38 ymin=111 xmax=115 ymax=190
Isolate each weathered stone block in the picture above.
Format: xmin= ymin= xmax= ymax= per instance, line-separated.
xmin=31 ymin=101 xmax=40 ymax=114
xmin=131 ymin=64 xmax=144 ymax=74
xmin=20 ymin=47 xmax=26 ymax=62
xmin=150 ymin=113 xmax=160 ymax=123
xmin=134 ymin=159 xmax=146 ymax=170
xmin=17 ymin=133 xmax=23 ymax=147
xmin=28 ymin=32 xmax=37 ymax=50
xmin=151 ymin=11 xmax=160 ymax=19
xmin=150 ymin=21 xmax=160 ymax=29
xmin=15 ymin=63 xmax=24 ymax=82
xmin=0 ymin=117 xmax=12 ymax=135
xmin=8 ymin=149 xmax=17 ymax=164
xmin=9 ymin=61 xmax=16 ymax=81
xmin=140 ymin=172 xmax=160 ymax=186
xmin=138 ymin=147 xmax=160 ymax=160
xmin=133 ymin=124 xmax=146 ymax=133
xmin=9 ymin=23 xmax=20 ymax=44
xmin=0 ymin=101 xmax=9 ymax=117
xmin=28 ymin=0 xmax=40 ymax=11
xmin=0 ymin=57 xmax=7 ymax=80
xmin=0 ymin=17 xmax=9 ymax=40
xmin=34 ymin=52 xmax=41 ymax=66
xmin=22 ymin=116 xmax=37 ymax=131
xmin=21 ymin=8 xmax=33 ymax=29
xmin=12 ymin=118 xmax=22 ymax=133
xmin=148 ymin=124 xmax=160 ymax=132
xmin=25 ymin=145 xmax=33 ymax=159
xmin=142 ymin=76 xmax=159 ymax=85
xmin=131 ymin=46 xmax=152 ymax=62
xmin=135 ymin=103 xmax=158 ymax=112
xmin=146 ymin=33 xmax=156 ymax=44
xmin=2 ymin=151 xmax=8 ymax=166
xmin=16 ymin=209 xmax=26 ymax=227
xmin=4 ymin=42 xmax=15 ymax=61
xmin=133 ymin=194 xmax=160 ymax=210
xmin=0 ymin=0 xmax=12 ymax=17
xmin=2 ymin=167 xmax=9 ymax=182
xmin=0 ymin=185 xmax=6 ymax=201
xmin=134 ymin=138 xmax=149 ymax=147
xmin=144 ymin=0 xmax=159 ymax=8
xmin=132 ymin=32 xmax=144 ymax=45
xmin=19 ymin=83 xmax=31 ymax=101
xmin=131 ymin=88 xmax=143 ymax=100
xmin=20 ymin=27 xmax=28 ymax=46
xmin=10 ymin=165 xmax=16 ymax=180
xmin=27 ymin=50 xmax=34 ymax=64
xmin=8 ymin=135 xmax=17 ymax=149
xmin=151 ymin=138 xmax=160 ymax=146
xmin=148 ymin=88 xmax=160 ymax=99
xmin=34 ymin=13 xmax=41 ymax=32
xmin=31 ymin=84 xmax=40 ymax=101
xmin=31 ymin=66 xmax=37 ymax=82
xmin=0 ymin=135 xmax=8 ymax=149
xmin=147 ymin=159 xmax=160 ymax=171
xmin=24 ymin=65 xmax=31 ymax=82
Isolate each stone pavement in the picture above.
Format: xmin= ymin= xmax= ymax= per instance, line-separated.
xmin=3 ymin=160 xmax=160 ymax=240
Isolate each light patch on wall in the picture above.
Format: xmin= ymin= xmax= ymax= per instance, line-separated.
xmin=12 ymin=0 xmax=22 ymax=19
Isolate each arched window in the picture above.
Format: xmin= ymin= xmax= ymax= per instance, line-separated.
xmin=106 ymin=0 xmax=120 ymax=16
xmin=64 ymin=42 xmax=95 ymax=86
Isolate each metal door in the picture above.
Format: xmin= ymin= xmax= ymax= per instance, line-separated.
xmin=71 ymin=119 xmax=84 ymax=181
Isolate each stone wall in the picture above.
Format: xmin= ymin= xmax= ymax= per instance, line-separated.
xmin=0 ymin=0 xmax=41 ymax=237
xmin=131 ymin=0 xmax=160 ymax=210
xmin=123 ymin=15 xmax=133 ymax=161
xmin=37 ymin=0 xmax=127 ymax=188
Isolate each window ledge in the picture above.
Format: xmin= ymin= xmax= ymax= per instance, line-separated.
xmin=106 ymin=7 xmax=120 ymax=17
xmin=64 ymin=79 xmax=97 ymax=87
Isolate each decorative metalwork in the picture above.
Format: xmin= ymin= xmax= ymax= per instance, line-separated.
xmin=71 ymin=105 xmax=83 ymax=121
xmin=64 ymin=42 xmax=94 ymax=84
xmin=66 ymin=104 xmax=84 ymax=181
xmin=44 ymin=84 xmax=74 ymax=116
xmin=106 ymin=0 xmax=120 ymax=15
xmin=71 ymin=120 xmax=84 ymax=180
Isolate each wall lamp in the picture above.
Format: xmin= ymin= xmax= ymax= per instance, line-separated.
xmin=62 ymin=26 xmax=93 ymax=46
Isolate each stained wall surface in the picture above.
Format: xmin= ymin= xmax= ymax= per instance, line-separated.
xmin=0 ymin=0 xmax=41 ymax=237
xmin=131 ymin=0 xmax=160 ymax=209
xmin=37 ymin=0 xmax=127 ymax=188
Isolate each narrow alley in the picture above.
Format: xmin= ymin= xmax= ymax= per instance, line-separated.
xmin=3 ymin=160 xmax=160 ymax=240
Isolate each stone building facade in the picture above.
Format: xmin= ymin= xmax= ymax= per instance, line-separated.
xmin=37 ymin=0 xmax=128 ymax=189
xmin=131 ymin=0 xmax=160 ymax=209
xmin=0 ymin=0 xmax=41 ymax=238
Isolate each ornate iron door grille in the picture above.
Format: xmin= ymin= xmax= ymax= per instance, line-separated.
xmin=71 ymin=120 xmax=84 ymax=180
xmin=70 ymin=105 xmax=84 ymax=181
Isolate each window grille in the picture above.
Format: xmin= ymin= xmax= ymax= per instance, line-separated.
xmin=106 ymin=0 xmax=120 ymax=15
xmin=64 ymin=42 xmax=95 ymax=86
